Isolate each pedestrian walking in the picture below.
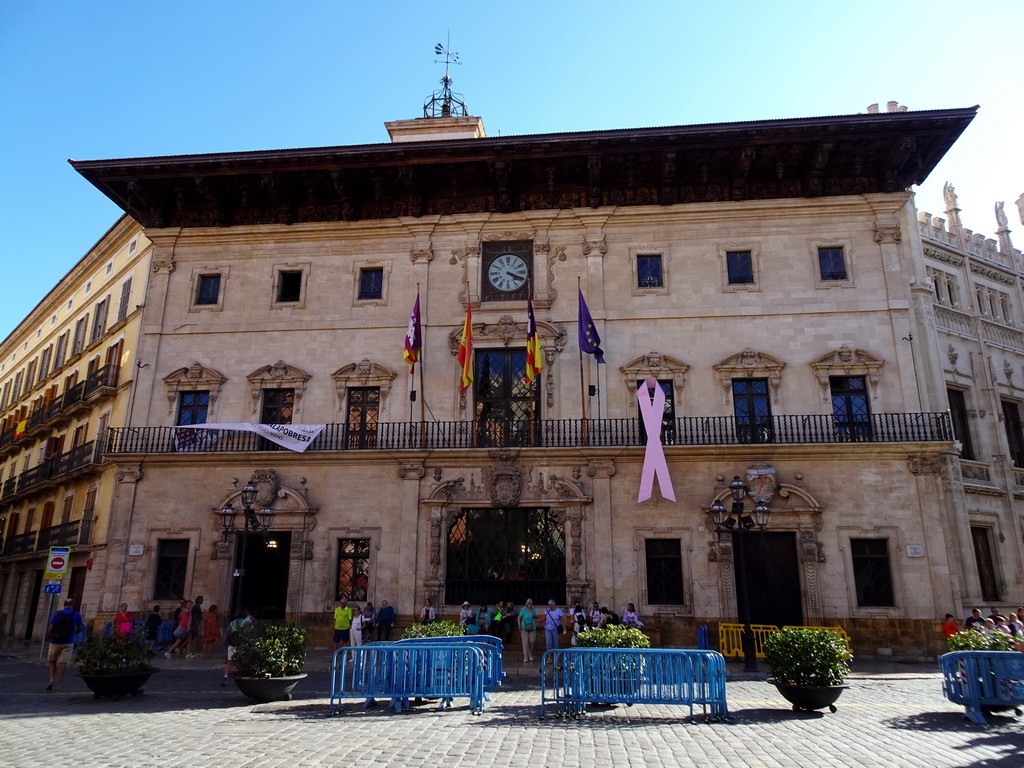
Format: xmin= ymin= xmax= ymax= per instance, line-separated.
xmin=202 ymin=604 xmax=223 ymax=658
xmin=145 ymin=605 xmax=162 ymax=654
xmin=165 ymin=600 xmax=193 ymax=657
xmin=518 ymin=599 xmax=537 ymax=662
xmin=46 ymin=598 xmax=84 ymax=692
xmin=222 ymin=607 xmax=252 ymax=686
xmin=544 ymin=600 xmax=564 ymax=652
xmin=187 ymin=596 xmax=204 ymax=657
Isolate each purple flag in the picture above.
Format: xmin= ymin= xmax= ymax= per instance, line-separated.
xmin=578 ymin=290 xmax=605 ymax=364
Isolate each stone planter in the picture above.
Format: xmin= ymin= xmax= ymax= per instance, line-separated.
xmin=79 ymin=668 xmax=159 ymax=699
xmin=234 ymin=673 xmax=307 ymax=703
xmin=770 ymin=680 xmax=848 ymax=713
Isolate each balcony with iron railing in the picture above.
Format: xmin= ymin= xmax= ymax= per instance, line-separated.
xmin=0 ymin=441 xmax=104 ymax=503
xmin=0 ymin=364 xmax=120 ymax=456
xmin=2 ymin=531 xmax=37 ymax=557
xmin=36 ymin=517 xmax=95 ymax=550
xmin=104 ymin=412 xmax=953 ymax=455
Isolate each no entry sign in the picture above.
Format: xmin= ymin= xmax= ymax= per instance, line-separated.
xmin=45 ymin=547 xmax=71 ymax=580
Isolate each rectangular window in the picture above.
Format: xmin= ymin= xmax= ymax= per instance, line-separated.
xmin=91 ymin=297 xmax=109 ymax=342
xmin=12 ymin=371 xmax=23 ymax=402
xmin=176 ymin=391 xmax=210 ymax=425
xmin=1001 ymin=400 xmax=1024 ymax=467
xmin=117 ymin=277 xmax=133 ymax=321
xmin=40 ymin=501 xmax=55 ymax=531
xmin=831 ymin=376 xmax=871 ymax=440
xmin=850 ymin=538 xmax=895 ymax=607
xmin=636 ymin=378 xmax=676 ymax=445
xmin=71 ymin=315 xmax=89 ymax=355
xmin=947 ymin=388 xmax=975 ymax=461
xmin=645 ymin=539 xmax=684 ymax=605
xmin=261 ymin=388 xmax=294 ymax=425
xmin=971 ymin=526 xmax=1000 ymax=602
xmin=24 ymin=360 xmax=36 ymax=392
xmin=358 ymin=268 xmax=384 ymax=300
xmin=38 ymin=346 xmax=52 ymax=384
xmin=818 ymin=247 xmax=847 ymax=281
xmin=346 ymin=387 xmax=380 ymax=449
xmin=54 ymin=331 xmax=68 ymax=369
xmin=733 ymin=378 xmax=772 ymax=443
xmin=276 ymin=270 xmax=303 ymax=302
xmin=153 ymin=539 xmax=190 ymax=600
xmin=336 ymin=538 xmax=370 ymax=601
xmin=636 ymin=254 xmax=663 ymax=288
xmin=194 ymin=274 xmax=221 ymax=306
xmin=726 ymin=251 xmax=754 ymax=285
xmin=60 ymin=495 xmax=75 ymax=524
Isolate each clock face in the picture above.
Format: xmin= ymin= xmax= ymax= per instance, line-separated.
xmin=487 ymin=253 xmax=529 ymax=292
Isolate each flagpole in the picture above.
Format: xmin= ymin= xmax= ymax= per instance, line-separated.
xmin=577 ymin=277 xmax=589 ymax=445
xmin=527 ymin=280 xmax=536 ymax=447
xmin=417 ymin=283 xmax=426 ymax=447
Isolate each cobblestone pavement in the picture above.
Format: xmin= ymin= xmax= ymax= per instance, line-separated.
xmin=1 ymin=650 xmax=1022 ymax=768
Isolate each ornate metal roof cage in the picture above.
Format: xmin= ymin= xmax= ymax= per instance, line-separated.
xmin=423 ymin=41 xmax=467 ymax=118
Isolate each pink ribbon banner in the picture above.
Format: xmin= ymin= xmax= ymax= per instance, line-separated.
xmin=636 ymin=377 xmax=676 ymax=502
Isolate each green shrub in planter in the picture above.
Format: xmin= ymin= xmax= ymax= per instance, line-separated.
xmin=763 ymin=627 xmax=852 ymax=687
xmin=576 ymin=625 xmax=651 ymax=649
xmin=232 ymin=622 xmax=307 ymax=678
xmin=945 ymin=629 xmax=1017 ymax=652
xmin=401 ymin=619 xmax=465 ymax=639
xmin=75 ymin=629 xmax=155 ymax=675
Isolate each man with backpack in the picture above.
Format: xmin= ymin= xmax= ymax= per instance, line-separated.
xmin=46 ymin=598 xmax=83 ymax=692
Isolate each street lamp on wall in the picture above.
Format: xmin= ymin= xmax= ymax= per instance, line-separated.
xmin=220 ymin=483 xmax=276 ymax=616
xmin=710 ymin=475 xmax=771 ymax=673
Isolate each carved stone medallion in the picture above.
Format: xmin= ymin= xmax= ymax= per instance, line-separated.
xmin=745 ymin=463 xmax=777 ymax=505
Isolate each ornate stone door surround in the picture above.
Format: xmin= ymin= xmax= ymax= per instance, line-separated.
xmin=706 ymin=467 xmax=825 ymax=623
xmin=209 ymin=469 xmax=318 ymax=615
xmin=420 ymin=452 xmax=592 ymax=608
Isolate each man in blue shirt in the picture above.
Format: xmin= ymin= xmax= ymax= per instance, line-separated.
xmin=47 ymin=598 xmax=84 ymax=692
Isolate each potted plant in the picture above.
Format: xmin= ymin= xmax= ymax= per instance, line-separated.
xmin=945 ymin=629 xmax=1017 ymax=652
xmin=763 ymin=627 xmax=852 ymax=713
xmin=232 ymin=621 xmax=307 ymax=703
xmin=401 ymin=619 xmax=465 ymax=639
xmin=75 ymin=628 xmax=159 ymax=699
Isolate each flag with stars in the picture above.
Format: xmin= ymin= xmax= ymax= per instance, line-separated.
xmin=578 ymin=290 xmax=605 ymax=364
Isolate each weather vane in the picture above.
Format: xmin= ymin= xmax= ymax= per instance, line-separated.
xmin=424 ymin=34 xmax=467 ymax=118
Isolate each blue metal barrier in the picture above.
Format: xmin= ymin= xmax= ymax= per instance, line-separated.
xmin=540 ymin=648 xmax=729 ymax=720
xmin=395 ymin=634 xmax=504 ymax=693
xmin=329 ymin=643 xmax=486 ymax=715
xmin=939 ymin=650 xmax=1024 ymax=724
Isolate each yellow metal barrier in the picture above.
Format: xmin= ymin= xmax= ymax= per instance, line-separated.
xmin=718 ymin=623 xmax=852 ymax=658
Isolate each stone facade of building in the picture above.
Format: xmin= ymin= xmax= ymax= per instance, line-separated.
xmin=0 ymin=103 xmax=1005 ymax=657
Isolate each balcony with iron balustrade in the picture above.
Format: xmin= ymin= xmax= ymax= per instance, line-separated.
xmin=0 ymin=441 xmax=104 ymax=504
xmin=104 ymin=412 xmax=953 ymax=455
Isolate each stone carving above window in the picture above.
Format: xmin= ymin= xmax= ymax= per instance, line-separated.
xmin=619 ymin=351 xmax=689 ymax=405
xmin=713 ymin=348 xmax=786 ymax=406
xmin=331 ymin=359 xmax=397 ymax=413
xmin=162 ymin=361 xmax=226 ymax=416
xmin=809 ymin=345 xmax=883 ymax=402
xmin=246 ymin=360 xmax=311 ymax=416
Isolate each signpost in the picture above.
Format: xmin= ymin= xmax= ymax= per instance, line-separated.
xmin=45 ymin=547 xmax=71 ymax=580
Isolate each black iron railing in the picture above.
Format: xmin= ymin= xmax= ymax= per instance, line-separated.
xmin=0 ymin=441 xmax=103 ymax=502
xmin=104 ymin=412 xmax=952 ymax=454
xmin=2 ymin=531 xmax=37 ymax=556
xmin=37 ymin=521 xmax=81 ymax=549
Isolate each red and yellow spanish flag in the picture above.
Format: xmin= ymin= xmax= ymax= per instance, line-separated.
xmin=402 ymin=293 xmax=422 ymax=373
xmin=13 ymin=419 xmax=26 ymax=439
xmin=457 ymin=303 xmax=474 ymax=394
xmin=525 ymin=296 xmax=542 ymax=385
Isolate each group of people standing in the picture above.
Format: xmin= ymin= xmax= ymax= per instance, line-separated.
xmin=160 ymin=596 xmax=225 ymax=658
xmin=947 ymin=606 xmax=1024 ymax=641
xmin=331 ymin=597 xmax=397 ymax=650
xmin=447 ymin=598 xmax=644 ymax=663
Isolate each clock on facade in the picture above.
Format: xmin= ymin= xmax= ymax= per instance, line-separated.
xmin=481 ymin=240 xmax=532 ymax=302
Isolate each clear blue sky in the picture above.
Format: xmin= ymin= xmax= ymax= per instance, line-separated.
xmin=1 ymin=1 xmax=1021 ymax=338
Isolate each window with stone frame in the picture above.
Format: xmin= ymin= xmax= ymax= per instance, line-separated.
xmin=946 ymin=388 xmax=975 ymax=461
xmin=850 ymin=538 xmax=895 ymax=607
xmin=176 ymin=390 xmax=210 ymax=426
xmin=726 ymin=250 xmax=755 ymax=285
xmin=1000 ymin=399 xmax=1024 ymax=468
xmin=358 ymin=267 xmax=384 ymax=300
xmin=153 ymin=539 xmax=190 ymax=600
xmin=346 ymin=387 xmax=380 ymax=449
xmin=261 ymin=388 xmax=294 ymax=425
xmin=636 ymin=254 xmax=664 ymax=288
xmin=970 ymin=526 xmax=1000 ymax=603
xmin=117 ymin=277 xmax=133 ymax=321
xmin=336 ymin=538 xmax=370 ymax=601
xmin=645 ymin=538 xmax=685 ymax=605
xmin=194 ymin=274 xmax=221 ymax=306
xmin=817 ymin=246 xmax=847 ymax=281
